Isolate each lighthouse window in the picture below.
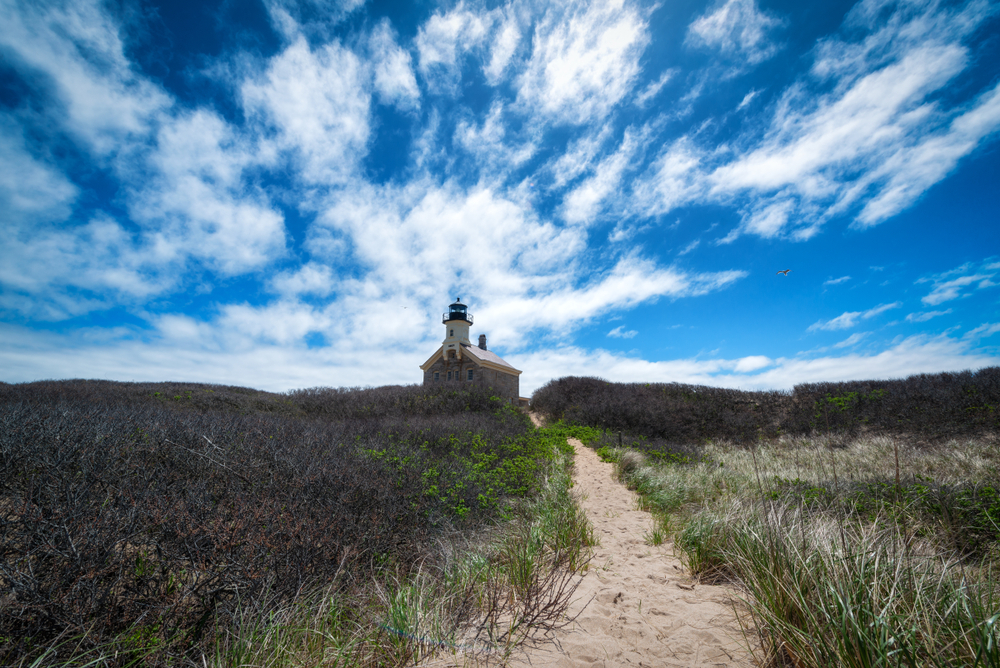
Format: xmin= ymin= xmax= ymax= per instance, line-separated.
xmin=450 ymin=329 xmax=454 ymax=336
xmin=467 ymin=369 xmax=474 ymax=381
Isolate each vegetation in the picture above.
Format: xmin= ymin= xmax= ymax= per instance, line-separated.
xmin=0 ymin=380 xmax=595 ymax=666
xmin=535 ymin=368 xmax=1000 ymax=667
xmin=532 ymin=367 xmax=1000 ymax=443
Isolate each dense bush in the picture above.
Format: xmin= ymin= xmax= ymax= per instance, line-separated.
xmin=531 ymin=367 xmax=1000 ymax=442
xmin=531 ymin=377 xmax=788 ymax=444
xmin=785 ymin=367 xmax=1000 ymax=438
xmin=0 ymin=380 xmax=547 ymax=664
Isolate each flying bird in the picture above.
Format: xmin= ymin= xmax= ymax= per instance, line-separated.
xmin=776 ymin=269 xmax=791 ymax=276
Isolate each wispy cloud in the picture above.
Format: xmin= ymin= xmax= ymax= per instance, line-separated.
xmin=834 ymin=332 xmax=869 ymax=348
xmin=809 ymin=302 xmax=901 ymax=331
xmin=484 ymin=11 xmax=521 ymax=84
xmin=737 ymin=88 xmax=761 ymax=110
xmin=906 ymin=309 xmax=952 ymax=323
xmin=636 ymin=0 xmax=1000 ymax=240
xmin=242 ymin=36 xmax=370 ymax=185
xmin=370 ymin=19 xmax=420 ymax=111
xmin=415 ymin=5 xmax=492 ymax=93
xmin=608 ymin=325 xmax=638 ymax=339
xmin=824 ymin=275 xmax=851 ymax=286
xmin=965 ymin=323 xmax=1000 ymax=340
xmin=0 ymin=0 xmax=169 ymax=155
xmin=549 ymin=124 xmax=614 ymax=188
xmin=516 ymin=0 xmax=648 ymax=125
xmin=562 ymin=127 xmax=643 ymax=224
xmin=919 ymin=259 xmax=999 ymax=305
xmin=635 ymin=69 xmax=676 ymax=107
xmin=686 ymin=0 xmax=784 ymax=65
xmin=678 ymin=239 xmax=701 ymax=256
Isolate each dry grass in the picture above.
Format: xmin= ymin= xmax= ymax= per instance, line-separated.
xmin=599 ymin=432 xmax=1000 ymax=667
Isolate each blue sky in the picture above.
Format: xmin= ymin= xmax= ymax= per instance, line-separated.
xmin=1 ymin=0 xmax=998 ymax=395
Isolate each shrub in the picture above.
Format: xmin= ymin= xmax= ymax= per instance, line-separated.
xmin=531 ymin=367 xmax=1000 ymax=442
xmin=0 ymin=380 xmax=548 ymax=665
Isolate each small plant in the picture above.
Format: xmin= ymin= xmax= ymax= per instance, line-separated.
xmin=644 ymin=515 xmax=671 ymax=546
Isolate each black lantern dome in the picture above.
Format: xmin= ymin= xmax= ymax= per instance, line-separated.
xmin=443 ymin=298 xmax=473 ymax=324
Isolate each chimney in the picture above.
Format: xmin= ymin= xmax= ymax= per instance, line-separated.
xmin=478 ymin=334 xmax=487 ymax=350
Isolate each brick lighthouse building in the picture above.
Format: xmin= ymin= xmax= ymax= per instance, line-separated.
xmin=419 ymin=299 xmax=521 ymax=402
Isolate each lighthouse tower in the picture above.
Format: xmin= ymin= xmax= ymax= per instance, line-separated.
xmin=442 ymin=298 xmax=472 ymax=352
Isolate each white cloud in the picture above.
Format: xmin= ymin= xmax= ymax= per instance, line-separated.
xmin=0 ymin=322 xmax=430 ymax=391
xmin=0 ymin=112 xmax=292 ymax=316
xmin=271 ymin=263 xmax=336 ymax=297
xmin=906 ymin=309 xmax=952 ymax=323
xmin=481 ymin=257 xmax=746 ymax=344
xmin=809 ymin=301 xmax=901 ymax=331
xmin=261 ymin=0 xmax=367 ymax=40
xmin=549 ymin=124 xmax=613 ymax=187
xmin=0 ymin=0 xmax=170 ymax=155
xmin=305 ymin=177 xmax=746 ymax=349
xmin=510 ymin=332 xmax=996 ymax=395
xmin=635 ymin=69 xmax=676 ymax=107
xmin=128 ymin=110 xmax=288 ymax=275
xmin=834 ymin=332 xmax=870 ymax=348
xmin=215 ymin=301 xmax=332 ymax=347
xmin=856 ymin=80 xmax=1000 ymax=225
xmin=632 ymin=138 xmax=704 ymax=218
xmin=739 ymin=198 xmax=794 ymax=239
xmin=484 ymin=13 xmax=521 ymax=84
xmin=0 ymin=118 xmax=78 ymax=226
xmin=310 ymin=179 xmax=588 ymax=323
xmin=561 ymin=127 xmax=642 ymax=224
xmin=415 ymin=5 xmax=492 ymax=93
xmin=734 ymin=355 xmax=772 ymax=372
xmin=737 ymin=88 xmax=761 ymax=110
xmin=0 ymin=2 xmax=290 ymax=316
xmin=516 ymin=0 xmax=649 ymax=125
xmin=965 ymin=323 xmax=1000 ymax=340
xmin=636 ymin=0 xmax=1000 ymax=239
xmin=242 ymin=36 xmax=370 ymax=184
xmin=920 ymin=259 xmax=999 ymax=305
xmin=370 ymin=19 xmax=420 ymax=111
xmin=454 ymin=102 xmax=537 ymax=180
xmin=608 ymin=325 xmax=637 ymax=339
xmin=824 ymin=275 xmax=851 ymax=286
xmin=686 ymin=0 xmax=783 ymax=65
xmin=0 ymin=213 xmax=178 ymax=320
xmin=677 ymin=239 xmax=701 ymax=256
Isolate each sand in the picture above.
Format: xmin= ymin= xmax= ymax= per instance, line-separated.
xmin=505 ymin=435 xmax=751 ymax=668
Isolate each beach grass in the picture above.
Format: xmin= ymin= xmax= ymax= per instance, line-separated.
xmin=595 ymin=432 xmax=1000 ymax=667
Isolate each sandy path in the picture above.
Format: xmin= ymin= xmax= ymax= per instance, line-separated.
xmin=508 ymin=437 xmax=750 ymax=668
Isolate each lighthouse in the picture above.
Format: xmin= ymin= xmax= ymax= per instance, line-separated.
xmin=442 ymin=298 xmax=473 ymax=350
xmin=419 ymin=298 xmax=522 ymax=402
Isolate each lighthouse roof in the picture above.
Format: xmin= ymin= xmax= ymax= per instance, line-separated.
xmin=461 ymin=343 xmax=518 ymax=371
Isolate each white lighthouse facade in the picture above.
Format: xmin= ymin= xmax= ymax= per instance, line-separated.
xmin=419 ymin=298 xmax=522 ymax=402
xmin=441 ymin=299 xmax=472 ymax=349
